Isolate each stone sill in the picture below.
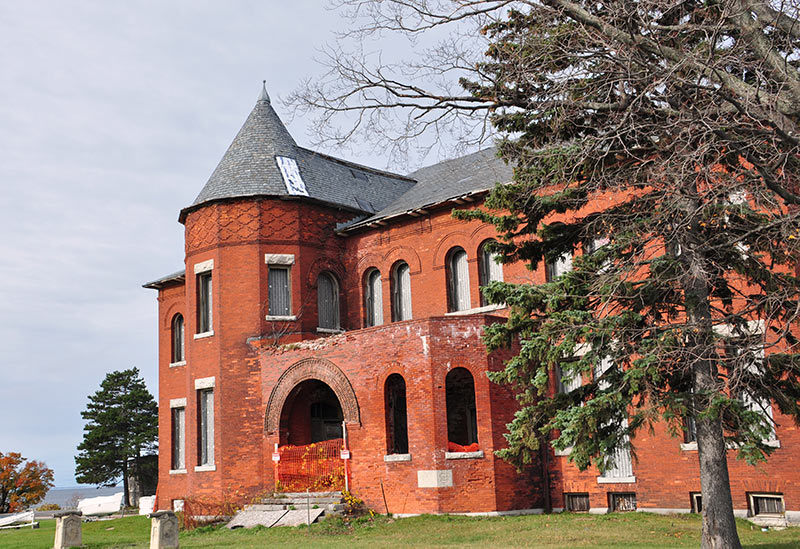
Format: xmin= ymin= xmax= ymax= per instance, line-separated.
xmin=445 ymin=304 xmax=506 ymax=317
xmin=194 ymin=464 xmax=216 ymax=472
xmin=169 ymin=360 xmax=186 ymax=368
xmin=169 ymin=469 xmax=186 ymax=475
xmin=445 ymin=450 xmax=484 ymax=460
xmin=597 ymin=476 xmax=636 ymax=484
xmin=265 ymin=315 xmax=297 ymax=322
xmin=680 ymin=439 xmax=780 ymax=452
xmin=384 ymin=453 xmax=412 ymax=462
xmin=317 ymin=327 xmax=345 ymax=334
xmin=193 ymin=331 xmax=214 ymax=340
xmin=554 ymin=447 xmax=572 ymax=457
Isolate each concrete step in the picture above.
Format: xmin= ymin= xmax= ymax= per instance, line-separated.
xmin=246 ymin=503 xmax=344 ymax=513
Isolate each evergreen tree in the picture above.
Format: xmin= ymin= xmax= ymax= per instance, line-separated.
xmin=75 ymin=367 xmax=157 ymax=506
xmin=296 ymin=1 xmax=800 ymax=546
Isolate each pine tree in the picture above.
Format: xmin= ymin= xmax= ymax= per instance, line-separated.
xmin=75 ymin=367 xmax=157 ymax=506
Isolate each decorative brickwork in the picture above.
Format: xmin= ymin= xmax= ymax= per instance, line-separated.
xmin=265 ymin=358 xmax=360 ymax=434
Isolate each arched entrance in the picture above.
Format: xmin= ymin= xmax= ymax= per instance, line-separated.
xmin=278 ymin=379 xmax=343 ymax=446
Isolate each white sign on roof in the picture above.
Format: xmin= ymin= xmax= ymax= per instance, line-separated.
xmin=275 ymin=156 xmax=309 ymax=196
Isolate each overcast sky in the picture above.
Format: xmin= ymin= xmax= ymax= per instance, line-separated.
xmin=0 ymin=1 xmax=465 ymax=487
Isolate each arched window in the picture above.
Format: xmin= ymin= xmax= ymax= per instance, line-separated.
xmin=391 ymin=261 xmax=413 ymax=321
xmin=364 ymin=268 xmax=383 ymax=327
xmin=317 ymin=272 xmax=340 ymax=330
xmin=545 ymin=252 xmax=573 ymax=282
xmin=478 ymin=240 xmax=503 ymax=306
xmin=171 ymin=314 xmax=184 ymax=363
xmin=384 ymin=374 xmax=409 ymax=454
xmin=445 ymin=368 xmax=478 ymax=447
xmin=446 ymin=247 xmax=471 ymax=312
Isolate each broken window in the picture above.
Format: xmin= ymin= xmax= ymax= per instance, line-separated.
xmin=384 ymin=374 xmax=409 ymax=454
xmin=364 ymin=268 xmax=383 ymax=327
xmin=391 ymin=261 xmax=413 ymax=321
xmin=446 ymin=367 xmax=478 ymax=447
xmin=478 ymin=240 xmax=503 ymax=306
xmin=609 ymin=493 xmax=637 ymax=512
xmin=171 ymin=406 xmax=185 ymax=470
xmin=197 ymin=272 xmax=212 ymax=333
xmin=317 ymin=272 xmax=340 ymax=330
xmin=171 ymin=314 xmax=184 ymax=363
xmin=446 ymin=247 xmax=471 ymax=312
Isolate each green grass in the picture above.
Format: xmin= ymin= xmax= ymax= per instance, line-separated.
xmin=1 ymin=512 xmax=798 ymax=548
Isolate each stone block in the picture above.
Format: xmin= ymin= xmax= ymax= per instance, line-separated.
xmin=149 ymin=510 xmax=179 ymax=548
xmin=53 ymin=511 xmax=82 ymax=549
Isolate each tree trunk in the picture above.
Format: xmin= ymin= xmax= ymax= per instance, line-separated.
xmin=122 ymin=459 xmax=129 ymax=509
xmin=681 ymin=190 xmax=742 ymax=549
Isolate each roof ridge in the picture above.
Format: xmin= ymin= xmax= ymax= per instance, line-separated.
xmin=295 ymin=147 xmax=416 ymax=182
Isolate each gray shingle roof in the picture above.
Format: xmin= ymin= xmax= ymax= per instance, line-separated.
xmin=142 ymin=269 xmax=185 ymax=289
xmin=337 ymin=147 xmax=513 ymax=231
xmin=179 ymin=85 xmax=417 ymax=221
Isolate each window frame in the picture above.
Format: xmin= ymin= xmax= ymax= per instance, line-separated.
xmin=384 ymin=374 xmax=409 ymax=455
xmin=171 ymin=314 xmax=185 ymax=365
xmin=477 ymin=240 xmax=503 ymax=306
xmin=196 ymin=271 xmax=213 ymax=335
xmin=364 ymin=268 xmax=384 ymax=327
xmin=170 ymin=400 xmax=186 ymax=472
xmin=195 ymin=377 xmax=215 ymax=470
xmin=316 ymin=271 xmax=341 ymax=331
xmin=391 ymin=261 xmax=413 ymax=322
xmin=446 ymin=247 xmax=471 ymax=312
xmin=748 ymin=493 xmax=785 ymax=517
xmin=445 ymin=367 xmax=479 ymax=447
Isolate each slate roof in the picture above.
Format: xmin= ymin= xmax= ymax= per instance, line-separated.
xmin=179 ymin=84 xmax=416 ymax=222
xmin=337 ymin=147 xmax=513 ymax=232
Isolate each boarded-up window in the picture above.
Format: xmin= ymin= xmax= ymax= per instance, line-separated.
xmin=391 ymin=262 xmax=413 ymax=321
xmin=446 ymin=367 xmax=478 ymax=446
xmin=268 ymin=266 xmax=291 ymax=316
xmin=197 ymin=272 xmax=212 ymax=333
xmin=447 ymin=248 xmax=471 ymax=312
xmin=750 ymin=494 xmax=784 ymax=516
xmin=171 ymin=314 xmax=184 ymax=363
xmin=565 ymin=493 xmax=590 ymax=512
xmin=478 ymin=240 xmax=503 ymax=306
xmin=596 ymin=357 xmax=634 ymax=479
xmin=171 ymin=407 xmax=185 ymax=470
xmin=609 ymin=493 xmax=637 ymax=512
xmin=198 ymin=389 xmax=214 ymax=466
xmin=365 ymin=269 xmax=383 ymax=327
xmin=317 ymin=272 xmax=340 ymax=329
xmin=385 ymin=374 xmax=409 ymax=454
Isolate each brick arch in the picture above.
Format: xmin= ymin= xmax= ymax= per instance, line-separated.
xmin=265 ymin=358 xmax=360 ymax=434
xmin=470 ymin=224 xmax=500 ymax=257
xmin=306 ymin=256 xmax=346 ymax=287
xmin=162 ymin=302 xmax=184 ymax=328
xmin=432 ymin=231 xmax=473 ymax=268
xmin=355 ymin=252 xmax=384 ymax=275
xmin=383 ymin=246 xmax=422 ymax=274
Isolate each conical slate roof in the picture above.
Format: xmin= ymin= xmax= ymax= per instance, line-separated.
xmin=180 ymin=83 xmax=417 ymax=221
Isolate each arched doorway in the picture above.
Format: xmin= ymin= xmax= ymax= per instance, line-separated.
xmin=278 ymin=379 xmax=343 ymax=446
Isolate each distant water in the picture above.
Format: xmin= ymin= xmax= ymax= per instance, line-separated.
xmin=40 ymin=486 xmax=121 ymax=509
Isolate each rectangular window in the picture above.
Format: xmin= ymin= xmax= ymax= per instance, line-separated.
xmin=171 ymin=407 xmax=185 ymax=470
xmin=197 ymin=272 xmax=212 ymax=333
xmin=749 ymin=493 xmax=784 ymax=516
xmin=609 ymin=492 xmax=637 ymax=512
xmin=564 ymin=493 xmax=590 ymax=512
xmin=691 ymin=492 xmax=702 ymax=513
xmin=268 ymin=266 xmax=291 ymax=317
xmin=198 ymin=389 xmax=214 ymax=466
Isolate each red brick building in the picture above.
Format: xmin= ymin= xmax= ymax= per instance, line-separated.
xmin=145 ymin=84 xmax=800 ymax=521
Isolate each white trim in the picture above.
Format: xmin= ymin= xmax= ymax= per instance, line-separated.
xmin=764 ymin=439 xmax=781 ymax=448
xmin=680 ymin=442 xmax=698 ymax=451
xmin=265 ymin=315 xmax=297 ymax=322
xmin=597 ymin=476 xmax=636 ymax=484
xmin=194 ymin=331 xmax=214 ymax=340
xmin=194 ymin=464 xmax=216 ymax=472
xmin=445 ymin=451 xmax=484 ymax=460
xmin=193 ymin=259 xmax=214 ymax=274
xmin=552 ymin=507 xmax=564 ymax=513
xmin=169 ymin=398 xmax=187 ymax=409
xmin=589 ymin=507 xmax=609 ymax=515
xmin=264 ymin=253 xmax=295 ymax=265
xmin=194 ymin=377 xmax=216 ymax=390
xmin=554 ymin=447 xmax=573 ymax=457
xmin=444 ymin=304 xmax=507 ymax=317
xmin=169 ymin=360 xmax=186 ymax=368
xmin=748 ymin=492 xmax=785 ymax=517
xmin=168 ymin=469 xmax=187 ymax=475
xmin=317 ymin=327 xmax=344 ymax=334
xmin=384 ymin=454 xmax=412 ymax=462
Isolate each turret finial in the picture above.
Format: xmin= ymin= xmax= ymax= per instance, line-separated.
xmin=258 ymin=80 xmax=270 ymax=103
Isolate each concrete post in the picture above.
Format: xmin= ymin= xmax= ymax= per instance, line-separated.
xmin=149 ymin=510 xmax=179 ymax=549
xmin=53 ymin=510 xmax=82 ymax=549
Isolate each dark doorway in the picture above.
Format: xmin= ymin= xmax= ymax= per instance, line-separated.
xmin=279 ymin=379 xmax=343 ymax=446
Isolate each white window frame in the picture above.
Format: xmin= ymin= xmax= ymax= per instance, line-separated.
xmin=447 ymin=248 xmax=471 ymax=312
xmin=169 ymin=398 xmax=186 ymax=473
xmin=265 ymin=254 xmax=295 ymax=321
xmin=195 ymin=377 xmax=215 ymax=471
xmin=391 ymin=261 xmax=413 ymax=322
xmin=365 ymin=268 xmax=384 ymax=327
xmin=194 ymin=259 xmax=214 ymax=338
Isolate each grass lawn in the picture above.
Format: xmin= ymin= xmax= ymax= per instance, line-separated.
xmin=1 ymin=512 xmax=798 ymax=548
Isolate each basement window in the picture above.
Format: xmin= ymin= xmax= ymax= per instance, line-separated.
xmin=748 ymin=493 xmax=784 ymax=517
xmin=690 ymin=492 xmax=702 ymax=513
xmin=564 ymin=493 xmax=590 ymax=512
xmin=608 ymin=493 xmax=637 ymax=512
